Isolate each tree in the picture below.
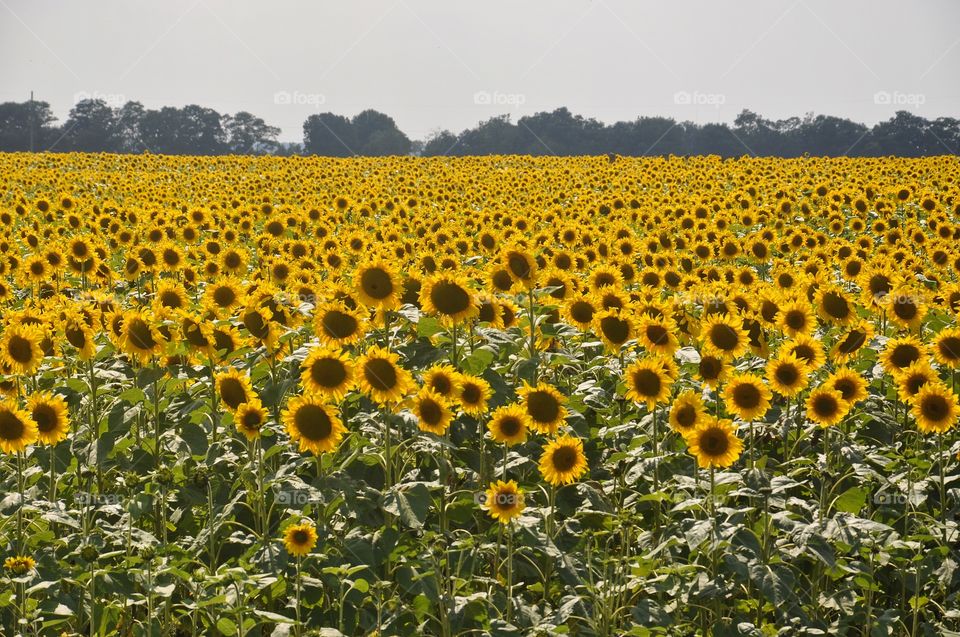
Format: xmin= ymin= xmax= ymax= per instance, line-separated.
xmin=302 ymin=113 xmax=357 ymax=156
xmin=60 ymin=99 xmax=120 ymax=152
xmin=224 ymin=111 xmax=281 ymax=154
xmin=0 ymin=100 xmax=56 ymax=151
xmin=351 ymin=110 xmax=411 ymax=155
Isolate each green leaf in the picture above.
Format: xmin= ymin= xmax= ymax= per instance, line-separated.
xmin=216 ymin=617 xmax=237 ymax=636
xmin=834 ymin=486 xmax=867 ymax=514
xmin=382 ymin=482 xmax=432 ymax=529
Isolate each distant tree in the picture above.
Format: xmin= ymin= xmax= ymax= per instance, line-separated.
xmin=60 ymin=99 xmax=120 ymax=152
xmin=224 ymin=111 xmax=280 ymax=154
xmin=139 ymin=105 xmax=226 ymax=155
xmin=303 ymin=113 xmax=357 ymax=156
xmin=352 ymin=110 xmax=411 ymax=155
xmin=421 ymin=130 xmax=460 ymax=156
xmin=0 ymin=100 xmax=56 ymax=151
xmin=115 ymin=101 xmax=146 ymax=152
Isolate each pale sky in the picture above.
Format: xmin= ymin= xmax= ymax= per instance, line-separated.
xmin=2 ymin=0 xmax=958 ymax=142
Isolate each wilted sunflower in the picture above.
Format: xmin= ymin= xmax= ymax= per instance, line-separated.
xmin=911 ymin=383 xmax=959 ymax=434
xmin=669 ymin=389 xmax=706 ymax=435
xmin=0 ymin=400 xmax=38 ymax=454
xmin=456 ymin=373 xmax=491 ymax=416
xmin=700 ymin=314 xmax=749 ymax=360
xmin=487 ymin=403 xmax=529 ymax=446
xmin=313 ymin=301 xmax=366 ymax=347
xmin=766 ymin=351 xmax=810 ymax=398
xmin=235 ymin=400 xmax=268 ymax=440
xmin=685 ymin=417 xmax=743 ymax=469
xmin=215 ymin=368 xmax=256 ymax=413
xmin=412 ymin=387 xmax=453 ymax=435
xmin=356 ymin=346 xmax=414 ymax=405
xmin=0 ymin=323 xmax=45 ymax=375
xmin=722 ymin=374 xmax=772 ymax=421
xmin=354 ymin=259 xmax=400 ymax=310
xmin=518 ymin=382 xmax=567 ymax=435
xmin=282 ymin=394 xmax=346 ymax=454
xmin=482 ymin=480 xmax=525 ymax=523
xmin=539 ymin=435 xmax=588 ymax=486
xmin=419 ymin=272 xmax=478 ymax=324
xmin=26 ymin=391 xmax=70 ymax=445
xmin=300 ymin=347 xmax=355 ymax=401
xmin=283 ymin=522 xmax=319 ymax=557
xmin=624 ymin=357 xmax=673 ymax=410
xmin=806 ymin=386 xmax=849 ymax=427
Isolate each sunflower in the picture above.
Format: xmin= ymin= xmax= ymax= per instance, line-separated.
xmin=880 ymin=335 xmax=927 ymax=374
xmin=932 ymin=327 xmax=960 ymax=369
xmin=766 ymin=351 xmax=810 ymax=398
xmin=594 ymin=308 xmax=635 ymax=353
xmin=539 ymin=434 xmax=588 ymax=486
xmin=563 ymin=295 xmax=597 ymax=331
xmin=283 ymin=522 xmax=319 ymax=557
xmin=216 ymin=368 xmax=256 ymax=413
xmin=412 ymin=387 xmax=453 ymax=435
xmin=422 ymin=364 xmax=460 ymax=400
xmin=830 ymin=320 xmax=874 ymax=364
xmin=26 ymin=392 xmax=69 ymax=445
xmin=0 ymin=400 xmax=38 ymax=454
xmin=487 ymin=403 xmax=529 ymax=446
xmin=282 ymin=394 xmax=346 ymax=454
xmin=203 ymin=277 xmax=245 ymax=317
xmin=0 ymin=322 xmax=45 ymax=375
xmin=300 ymin=346 xmax=355 ymax=401
xmin=482 ymin=480 xmax=525 ymax=523
xmin=518 ymin=382 xmax=567 ymax=435
xmin=502 ymin=247 xmax=539 ymax=289
xmin=722 ymin=374 xmax=772 ymax=421
xmin=3 ymin=555 xmax=35 ymax=575
xmin=119 ymin=309 xmax=166 ymax=363
xmin=911 ymin=383 xmax=959 ymax=434
xmin=815 ymin=285 xmax=856 ymax=326
xmin=354 ymin=259 xmax=400 ymax=310
xmin=696 ymin=353 xmax=729 ymax=389
xmin=313 ymin=301 xmax=366 ymax=347
xmin=827 ymin=368 xmax=869 ymax=405
xmin=785 ymin=333 xmax=826 ymax=370
xmin=777 ymin=298 xmax=816 ymax=337
xmin=685 ymin=417 xmax=743 ymax=469
xmin=700 ymin=314 xmax=749 ymax=360
xmin=63 ymin=316 xmax=96 ymax=361
xmin=356 ymin=346 xmax=414 ymax=405
xmin=885 ymin=286 xmax=926 ymax=331
xmin=669 ymin=389 xmax=706 ymax=436
xmin=456 ymin=373 xmax=491 ymax=416
xmin=623 ymin=357 xmax=673 ymax=410
xmin=419 ymin=272 xmax=478 ymax=325
xmin=894 ymin=360 xmax=938 ymax=403
xmin=636 ymin=315 xmax=680 ymax=356
xmin=235 ymin=400 xmax=268 ymax=440
xmin=806 ymin=386 xmax=849 ymax=427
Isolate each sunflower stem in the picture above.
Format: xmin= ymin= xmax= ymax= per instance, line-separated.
xmin=17 ymin=451 xmax=25 ymax=554
xmin=938 ymin=432 xmax=947 ymax=544
xmin=528 ymin=291 xmax=538 ymax=384
xmin=294 ymin=556 xmax=303 ymax=637
xmin=506 ymin=520 xmax=515 ymax=625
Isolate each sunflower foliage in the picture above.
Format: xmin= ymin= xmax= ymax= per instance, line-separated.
xmin=0 ymin=153 xmax=958 ymax=636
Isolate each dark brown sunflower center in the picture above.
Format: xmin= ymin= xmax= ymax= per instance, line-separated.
xmin=212 ymin=286 xmax=236 ymax=307
xmin=499 ymin=416 xmax=522 ymax=437
xmin=822 ymin=292 xmax=849 ymax=319
xmin=890 ymin=344 xmax=920 ymax=369
xmin=599 ymin=316 xmax=630 ymax=345
xmin=893 ymin=299 xmax=917 ymax=320
xmin=632 ymin=369 xmax=661 ymax=397
xmin=218 ymin=377 xmax=246 ymax=409
xmin=920 ymin=394 xmax=948 ymax=422
xmin=294 ymin=404 xmax=333 ymax=440
xmin=551 ymin=446 xmax=578 ymax=472
xmin=292 ymin=530 xmax=309 ymax=544
xmin=645 ymin=324 xmax=669 ymax=346
xmin=242 ymin=410 xmax=263 ymax=429
xmin=732 ymin=383 xmax=761 ymax=409
xmin=419 ymin=398 xmax=443 ymax=425
xmin=321 ymin=310 xmax=358 ymax=339
xmin=429 ymin=281 xmax=471 ymax=316
xmin=430 ymin=375 xmax=452 ymax=395
xmin=937 ymin=336 xmax=960 ymax=361
xmin=699 ymin=356 xmax=722 ymax=381
xmin=127 ymin=319 xmax=157 ymax=351
xmin=310 ymin=358 xmax=347 ymax=388
xmin=699 ymin=428 xmax=729 ymax=456
xmin=7 ymin=335 xmax=34 ymax=363
xmin=838 ymin=330 xmax=867 ymax=355
xmin=461 ymin=383 xmax=481 ymax=404
xmin=32 ymin=404 xmax=58 ymax=432
xmin=0 ymin=410 xmax=25 ymax=440
xmin=709 ymin=323 xmax=739 ymax=351
xmin=785 ymin=310 xmax=807 ymax=330
xmin=527 ymin=391 xmax=560 ymax=423
xmin=570 ymin=301 xmax=594 ymax=324
xmin=813 ymin=394 xmax=839 ymax=417
xmin=675 ymin=404 xmax=697 ymax=428
xmin=507 ymin=253 xmax=532 ymax=280
xmin=364 ymin=358 xmax=398 ymax=391
xmin=360 ymin=268 xmax=393 ymax=300
xmin=243 ymin=311 xmax=270 ymax=339
xmin=775 ymin=364 xmax=800 ymax=386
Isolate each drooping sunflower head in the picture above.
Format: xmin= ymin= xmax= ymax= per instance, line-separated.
xmin=482 ymin=480 xmax=525 ymax=524
xmin=518 ymin=382 xmax=567 ymax=435
xmin=282 ymin=394 xmax=346 ymax=454
xmin=300 ymin=346 xmax=355 ymax=401
xmin=538 ymin=434 xmax=588 ymax=486
xmin=486 ymin=403 xmax=529 ymax=446
xmin=120 ymin=309 xmax=166 ymax=364
xmin=26 ymin=391 xmax=70 ymax=446
xmin=215 ymin=368 xmax=255 ymax=413
xmin=282 ymin=522 xmax=319 ymax=557
xmin=3 ymin=555 xmax=35 ymax=575
xmin=594 ymin=308 xmax=634 ymax=353
xmin=830 ymin=320 xmax=874 ymax=364
xmin=0 ymin=400 xmax=39 ymax=454
xmin=685 ymin=417 xmax=743 ymax=469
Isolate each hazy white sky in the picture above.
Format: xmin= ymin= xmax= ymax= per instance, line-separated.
xmin=2 ymin=0 xmax=958 ymax=142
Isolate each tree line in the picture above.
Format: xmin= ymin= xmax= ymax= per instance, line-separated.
xmin=1 ymin=97 xmax=957 ymax=157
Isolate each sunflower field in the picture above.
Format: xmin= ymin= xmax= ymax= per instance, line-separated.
xmin=1 ymin=152 xmax=959 ymax=636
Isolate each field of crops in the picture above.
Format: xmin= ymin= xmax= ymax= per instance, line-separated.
xmin=1 ymin=152 xmax=959 ymax=636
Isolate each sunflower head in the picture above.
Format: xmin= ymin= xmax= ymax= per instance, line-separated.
xmin=685 ymin=417 xmax=743 ymax=469
xmin=282 ymin=522 xmax=319 ymax=557
xmin=482 ymin=480 xmax=525 ymax=524
xmin=0 ymin=400 xmax=39 ymax=454
xmin=412 ymin=387 xmax=453 ymax=436
xmin=282 ymin=394 xmax=346 ymax=454
xmin=235 ymin=400 xmax=268 ymax=440
xmin=26 ymin=391 xmax=70 ymax=446
xmin=539 ymin=435 xmax=588 ymax=486
xmin=300 ymin=346 xmax=355 ymax=401
xmin=487 ymin=403 xmax=529 ymax=446
xmin=911 ymin=383 xmax=959 ymax=434
xmin=806 ymin=386 xmax=849 ymax=428
xmin=356 ymin=346 xmax=414 ymax=405
xmin=519 ymin=382 xmax=567 ymax=435
xmin=722 ymin=374 xmax=772 ymax=422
